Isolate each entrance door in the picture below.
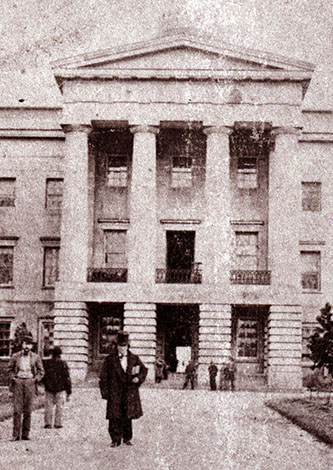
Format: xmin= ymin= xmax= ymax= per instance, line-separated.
xmin=232 ymin=306 xmax=265 ymax=374
xmin=166 ymin=231 xmax=195 ymax=270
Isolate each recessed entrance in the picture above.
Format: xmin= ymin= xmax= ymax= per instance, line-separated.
xmin=156 ymin=304 xmax=199 ymax=373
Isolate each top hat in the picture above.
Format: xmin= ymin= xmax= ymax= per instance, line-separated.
xmin=23 ymin=334 xmax=34 ymax=344
xmin=116 ymin=330 xmax=129 ymax=346
xmin=52 ymin=346 xmax=62 ymax=357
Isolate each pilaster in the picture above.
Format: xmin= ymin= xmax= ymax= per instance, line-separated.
xmin=53 ymin=301 xmax=89 ymax=382
xmin=124 ymin=302 xmax=157 ymax=381
xmin=127 ymin=125 xmax=159 ymax=285
xmin=202 ymin=126 xmax=232 ymax=286
xmin=198 ymin=303 xmax=232 ymax=383
xmin=267 ymin=304 xmax=302 ymax=390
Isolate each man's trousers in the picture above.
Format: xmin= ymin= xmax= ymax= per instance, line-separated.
xmin=45 ymin=391 xmax=64 ymax=427
xmin=12 ymin=378 xmax=35 ymax=439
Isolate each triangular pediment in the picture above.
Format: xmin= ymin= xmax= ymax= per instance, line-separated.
xmin=52 ymin=30 xmax=314 ymax=73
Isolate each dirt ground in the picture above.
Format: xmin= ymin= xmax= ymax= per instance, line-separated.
xmin=0 ymin=388 xmax=331 ymax=470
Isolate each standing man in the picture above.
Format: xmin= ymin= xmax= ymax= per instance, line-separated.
xmin=99 ymin=331 xmax=148 ymax=447
xmin=208 ymin=361 xmax=218 ymax=391
xmin=182 ymin=360 xmax=197 ymax=390
xmin=43 ymin=346 xmax=72 ymax=429
xmin=8 ymin=334 xmax=44 ymax=441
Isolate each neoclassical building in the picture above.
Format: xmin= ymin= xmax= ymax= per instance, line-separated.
xmin=0 ymin=29 xmax=332 ymax=389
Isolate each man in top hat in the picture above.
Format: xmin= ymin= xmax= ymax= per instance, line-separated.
xmin=8 ymin=334 xmax=44 ymax=441
xmin=99 ymin=330 xmax=148 ymax=447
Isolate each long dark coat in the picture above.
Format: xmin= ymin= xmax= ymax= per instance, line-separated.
xmin=99 ymin=349 xmax=148 ymax=420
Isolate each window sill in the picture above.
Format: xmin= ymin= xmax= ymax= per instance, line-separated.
xmin=0 ymin=356 xmax=10 ymax=361
xmin=302 ymin=290 xmax=322 ymax=294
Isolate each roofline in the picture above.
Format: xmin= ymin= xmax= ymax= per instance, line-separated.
xmin=54 ymin=68 xmax=313 ymax=85
xmin=51 ymin=31 xmax=315 ymax=72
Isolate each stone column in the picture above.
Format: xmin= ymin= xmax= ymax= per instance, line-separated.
xmin=123 ymin=303 xmax=156 ymax=381
xmin=267 ymin=128 xmax=302 ymax=390
xmin=269 ymin=127 xmax=301 ymax=293
xmin=198 ymin=304 xmax=232 ymax=384
xmin=127 ymin=125 xmax=159 ymax=285
xmin=267 ymin=305 xmax=302 ymax=390
xmin=58 ymin=124 xmax=92 ymax=285
xmin=54 ymin=124 xmax=91 ymax=382
xmin=202 ymin=126 xmax=232 ymax=286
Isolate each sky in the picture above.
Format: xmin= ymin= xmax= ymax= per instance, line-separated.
xmin=0 ymin=0 xmax=332 ymax=107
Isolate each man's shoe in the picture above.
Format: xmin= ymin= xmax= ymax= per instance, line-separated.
xmin=12 ymin=437 xmax=20 ymax=441
xmin=111 ymin=441 xmax=121 ymax=447
xmin=54 ymin=425 xmax=63 ymax=429
xmin=124 ymin=440 xmax=133 ymax=446
xmin=22 ymin=437 xmax=30 ymax=441
xmin=44 ymin=425 xmax=52 ymax=429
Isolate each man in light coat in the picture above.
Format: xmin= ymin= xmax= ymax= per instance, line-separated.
xmin=99 ymin=331 xmax=148 ymax=447
xmin=8 ymin=334 xmax=44 ymax=440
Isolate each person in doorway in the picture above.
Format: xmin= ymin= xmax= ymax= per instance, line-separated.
xmin=208 ymin=361 xmax=218 ymax=391
xmin=43 ymin=346 xmax=72 ymax=429
xmin=182 ymin=360 xmax=197 ymax=390
xmin=99 ymin=331 xmax=148 ymax=447
xmin=154 ymin=357 xmax=166 ymax=383
xmin=8 ymin=334 xmax=44 ymax=441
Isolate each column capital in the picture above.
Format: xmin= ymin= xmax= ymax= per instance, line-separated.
xmin=130 ymin=125 xmax=159 ymax=135
xmin=61 ymin=124 xmax=92 ymax=134
xmin=203 ymin=126 xmax=232 ymax=136
xmin=271 ymin=127 xmax=301 ymax=138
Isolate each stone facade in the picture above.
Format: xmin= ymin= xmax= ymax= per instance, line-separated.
xmin=0 ymin=30 xmax=332 ymax=389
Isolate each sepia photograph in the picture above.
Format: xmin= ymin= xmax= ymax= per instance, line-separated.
xmin=0 ymin=0 xmax=332 ymax=468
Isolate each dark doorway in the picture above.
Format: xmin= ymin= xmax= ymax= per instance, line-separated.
xmin=156 ymin=304 xmax=199 ymax=373
xmin=166 ymin=231 xmax=195 ymax=270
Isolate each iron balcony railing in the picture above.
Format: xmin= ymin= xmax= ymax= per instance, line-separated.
xmin=230 ymin=270 xmax=271 ymax=285
xmin=87 ymin=268 xmax=127 ymax=283
xmin=156 ymin=263 xmax=202 ymax=284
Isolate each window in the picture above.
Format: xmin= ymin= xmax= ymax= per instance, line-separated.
xmin=0 ymin=247 xmax=14 ymax=285
xmin=39 ymin=319 xmax=54 ymax=358
xmin=104 ymin=230 xmax=126 ymax=267
xmin=0 ymin=178 xmax=15 ymax=206
xmin=107 ymin=154 xmax=128 ymax=187
xmin=301 ymin=251 xmax=320 ymax=290
xmin=0 ymin=320 xmax=11 ymax=357
xmin=302 ymin=182 xmax=321 ymax=212
xmin=237 ymin=157 xmax=257 ymax=189
xmin=171 ymin=156 xmax=192 ymax=188
xmin=234 ymin=232 xmax=258 ymax=270
xmin=43 ymin=247 xmax=60 ymax=287
xmin=99 ymin=315 xmax=122 ymax=354
xmin=46 ymin=179 xmax=63 ymax=210
xmin=236 ymin=319 xmax=259 ymax=359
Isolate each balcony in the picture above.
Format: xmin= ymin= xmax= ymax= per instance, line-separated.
xmin=87 ymin=268 xmax=127 ymax=283
xmin=156 ymin=263 xmax=202 ymax=284
xmin=230 ymin=270 xmax=271 ymax=285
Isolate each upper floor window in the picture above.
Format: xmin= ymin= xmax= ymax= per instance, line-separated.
xmin=43 ymin=247 xmax=60 ymax=287
xmin=302 ymin=182 xmax=321 ymax=212
xmin=0 ymin=320 xmax=11 ymax=357
xmin=104 ymin=230 xmax=126 ymax=267
xmin=0 ymin=247 xmax=14 ymax=286
xmin=0 ymin=178 xmax=16 ymax=207
xmin=237 ymin=157 xmax=257 ymax=189
xmin=107 ymin=154 xmax=128 ymax=187
xmin=46 ymin=178 xmax=63 ymax=210
xmin=234 ymin=232 xmax=258 ymax=270
xmin=38 ymin=319 xmax=54 ymax=358
xmin=171 ymin=155 xmax=192 ymax=188
xmin=301 ymin=251 xmax=320 ymax=290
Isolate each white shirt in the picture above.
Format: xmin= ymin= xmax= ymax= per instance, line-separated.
xmin=119 ymin=352 xmax=127 ymax=371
